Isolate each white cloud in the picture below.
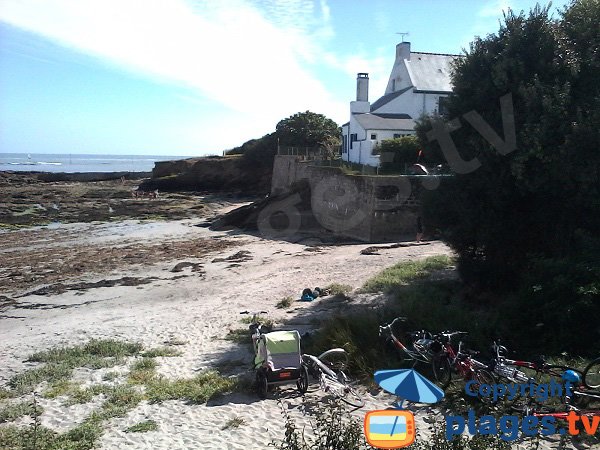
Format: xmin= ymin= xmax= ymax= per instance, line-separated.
xmin=0 ymin=0 xmax=346 ymax=146
xmin=478 ymin=0 xmax=515 ymax=18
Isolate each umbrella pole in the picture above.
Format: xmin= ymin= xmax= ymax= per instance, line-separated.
xmin=390 ymin=415 xmax=399 ymax=436
xmin=393 ymin=398 xmax=406 ymax=409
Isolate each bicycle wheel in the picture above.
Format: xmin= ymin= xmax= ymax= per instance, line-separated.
xmin=296 ymin=364 xmax=309 ymax=394
xmin=340 ymin=384 xmax=365 ymax=408
xmin=318 ymin=348 xmax=349 ymax=372
xmin=542 ymin=365 xmax=583 ymax=385
xmin=432 ymin=355 xmax=452 ymax=389
xmin=583 ymin=358 xmax=600 ymax=389
xmin=256 ymin=371 xmax=268 ymax=399
xmin=473 ymin=369 xmax=496 ymax=405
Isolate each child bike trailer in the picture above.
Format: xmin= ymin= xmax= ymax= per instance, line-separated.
xmin=254 ymin=330 xmax=309 ymax=399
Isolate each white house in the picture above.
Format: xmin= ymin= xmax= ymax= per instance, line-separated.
xmin=341 ymin=42 xmax=458 ymax=167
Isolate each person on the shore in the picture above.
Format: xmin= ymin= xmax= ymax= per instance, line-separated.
xmin=416 ymin=216 xmax=424 ymax=243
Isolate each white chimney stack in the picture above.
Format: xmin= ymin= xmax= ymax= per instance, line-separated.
xmin=395 ymin=42 xmax=411 ymax=63
xmin=356 ymin=73 xmax=369 ymax=101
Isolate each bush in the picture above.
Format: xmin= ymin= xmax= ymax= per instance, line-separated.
xmin=272 ymin=399 xmax=368 ymax=450
xmin=374 ymin=136 xmax=421 ymax=174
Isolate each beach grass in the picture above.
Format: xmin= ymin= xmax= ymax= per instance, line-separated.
xmin=0 ymin=387 xmax=14 ymax=400
xmin=128 ymin=358 xmax=158 ymax=385
xmin=28 ymin=339 xmax=143 ymax=365
xmin=42 ymin=380 xmax=79 ymax=399
xmin=145 ymin=371 xmax=236 ymax=404
xmin=360 ymin=254 xmax=453 ymax=293
xmin=162 ymin=338 xmax=187 ymax=346
xmin=0 ymin=400 xmax=41 ymax=424
xmin=276 ymin=296 xmax=294 ymax=309
xmin=224 ymin=328 xmax=250 ymax=344
xmin=221 ymin=416 xmax=246 ymax=430
xmin=96 ymin=385 xmax=145 ymax=420
xmin=324 ymin=283 xmax=352 ymax=296
xmin=102 ymin=371 xmax=120 ymax=382
xmin=7 ymin=339 xmax=184 ymax=396
xmin=125 ymin=420 xmax=158 ymax=433
xmin=9 ymin=363 xmax=74 ymax=395
xmin=141 ymin=347 xmax=182 ymax=358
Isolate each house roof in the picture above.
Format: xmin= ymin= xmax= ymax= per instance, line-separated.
xmin=406 ymin=52 xmax=457 ymax=92
xmin=370 ymin=86 xmax=412 ymax=111
xmin=353 ymin=113 xmax=415 ymax=131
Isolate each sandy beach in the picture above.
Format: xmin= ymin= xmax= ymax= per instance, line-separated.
xmin=0 ymin=180 xmax=592 ymax=450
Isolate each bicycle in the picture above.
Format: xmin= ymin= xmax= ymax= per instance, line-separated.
xmin=302 ymin=348 xmax=365 ymax=408
xmin=583 ymin=357 xmax=600 ymax=389
xmin=523 ymin=376 xmax=600 ymax=419
xmin=490 ymin=341 xmax=585 ymax=412
xmin=379 ymin=317 xmax=436 ymax=365
xmin=434 ymin=335 xmax=496 ymax=403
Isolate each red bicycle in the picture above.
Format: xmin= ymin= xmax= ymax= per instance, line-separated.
xmin=431 ymin=332 xmax=496 ymax=403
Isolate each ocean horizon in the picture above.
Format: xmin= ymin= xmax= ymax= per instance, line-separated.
xmin=0 ymin=153 xmax=195 ymax=174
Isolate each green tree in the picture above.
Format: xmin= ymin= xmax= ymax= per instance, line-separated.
xmin=374 ymin=136 xmax=421 ymax=173
xmin=275 ymin=111 xmax=340 ymax=154
xmin=417 ymin=1 xmax=600 ymax=354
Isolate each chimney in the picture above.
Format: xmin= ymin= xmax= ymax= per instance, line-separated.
xmin=395 ymin=41 xmax=411 ymax=63
xmin=356 ymin=73 xmax=369 ymax=102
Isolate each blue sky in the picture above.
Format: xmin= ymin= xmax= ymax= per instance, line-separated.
xmin=0 ymin=0 xmax=570 ymax=156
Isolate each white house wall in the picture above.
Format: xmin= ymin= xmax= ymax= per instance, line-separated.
xmin=372 ymin=90 xmax=446 ymax=119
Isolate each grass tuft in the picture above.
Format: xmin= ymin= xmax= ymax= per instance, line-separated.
xmin=102 ymin=371 xmax=120 ymax=382
xmin=0 ymin=400 xmax=41 ymax=423
xmin=9 ymin=339 xmax=143 ymax=395
xmin=163 ymin=338 xmax=187 ymax=346
xmin=324 ymin=283 xmax=352 ymax=296
xmin=141 ymin=347 xmax=181 ymax=358
xmin=28 ymin=339 xmax=142 ymax=365
xmin=125 ymin=420 xmax=158 ymax=433
xmin=9 ymin=363 xmax=73 ymax=395
xmin=128 ymin=358 xmax=158 ymax=385
xmin=146 ymin=371 xmax=236 ymax=404
xmin=42 ymin=380 xmax=78 ymax=399
xmin=221 ymin=416 xmax=246 ymax=430
xmin=0 ymin=387 xmax=14 ymax=400
xmin=360 ymin=255 xmax=453 ymax=293
xmin=276 ymin=296 xmax=294 ymax=309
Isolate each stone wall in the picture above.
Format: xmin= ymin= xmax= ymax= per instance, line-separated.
xmin=270 ymin=155 xmax=425 ymax=242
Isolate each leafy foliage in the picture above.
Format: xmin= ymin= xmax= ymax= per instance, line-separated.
xmin=275 ymin=111 xmax=340 ymax=150
xmin=373 ymin=136 xmax=421 ymax=173
xmin=227 ymin=111 xmax=340 ymax=169
xmin=416 ymin=2 xmax=600 ymax=354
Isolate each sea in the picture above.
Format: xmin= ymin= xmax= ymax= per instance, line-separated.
xmin=0 ymin=153 xmax=192 ymax=173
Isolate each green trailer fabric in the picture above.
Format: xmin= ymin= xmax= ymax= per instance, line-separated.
xmin=264 ymin=331 xmax=301 ymax=354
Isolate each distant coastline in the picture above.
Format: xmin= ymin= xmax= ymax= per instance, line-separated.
xmin=0 ymin=153 xmax=192 ymax=174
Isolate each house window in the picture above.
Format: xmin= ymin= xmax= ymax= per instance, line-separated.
xmin=370 ymin=133 xmax=377 ymax=140
xmin=393 ymin=133 xmax=409 ymax=138
xmin=342 ymin=135 xmax=347 ymax=153
xmin=350 ymin=133 xmax=357 ymax=149
xmin=439 ymin=97 xmax=450 ymax=116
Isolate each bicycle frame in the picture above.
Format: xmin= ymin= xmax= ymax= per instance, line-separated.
xmin=451 ymin=341 xmax=487 ymax=381
xmin=379 ymin=317 xmax=432 ymax=364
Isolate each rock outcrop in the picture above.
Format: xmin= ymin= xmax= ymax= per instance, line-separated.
xmin=141 ymin=156 xmax=272 ymax=194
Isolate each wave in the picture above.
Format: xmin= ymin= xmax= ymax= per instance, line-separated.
xmin=6 ymin=161 xmax=62 ymax=166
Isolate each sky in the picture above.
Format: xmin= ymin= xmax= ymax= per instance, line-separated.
xmin=0 ymin=0 xmax=571 ymax=156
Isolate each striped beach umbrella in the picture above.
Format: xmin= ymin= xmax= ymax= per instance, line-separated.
xmin=374 ymin=369 xmax=444 ymax=406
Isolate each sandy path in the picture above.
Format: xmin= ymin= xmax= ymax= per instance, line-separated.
xmin=0 ymin=217 xmax=586 ymax=449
